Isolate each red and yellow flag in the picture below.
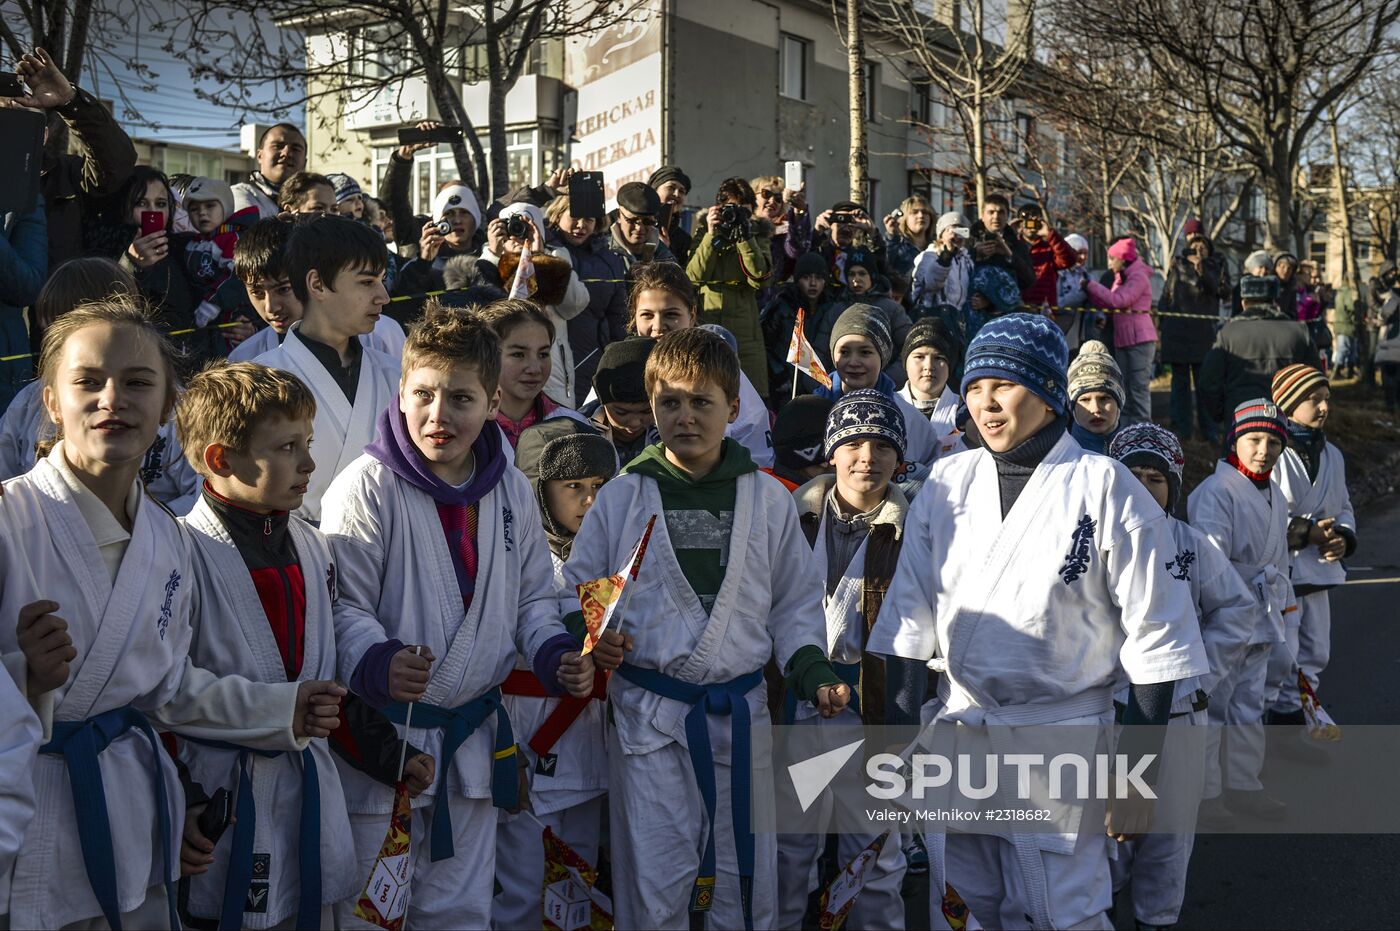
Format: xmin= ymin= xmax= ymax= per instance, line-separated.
xmin=818 ymin=832 xmax=888 ymax=930
xmin=353 ymin=781 xmax=414 ymax=930
xmin=787 ymin=307 xmax=833 ymax=390
xmin=941 ymin=881 xmax=983 ymax=930
xmin=576 ymin=514 xmax=656 ymax=655
xmin=542 ymin=826 xmax=614 ymax=930
xmin=1299 ymin=670 xmax=1341 ymax=741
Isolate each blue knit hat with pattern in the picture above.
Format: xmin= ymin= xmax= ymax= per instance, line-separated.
xmin=824 ymin=388 xmax=907 ymax=461
xmin=960 ymin=312 xmax=1069 ymax=414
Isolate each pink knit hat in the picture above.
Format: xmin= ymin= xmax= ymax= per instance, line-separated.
xmin=1108 ymin=237 xmax=1137 ymax=263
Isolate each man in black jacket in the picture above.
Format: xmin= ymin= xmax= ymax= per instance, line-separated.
xmin=1160 ymin=218 xmax=1230 ymax=442
xmin=16 ymin=47 xmax=136 ymax=269
xmin=1200 ymin=275 xmax=1318 ymax=422
xmin=967 ymin=193 xmax=1034 ymax=291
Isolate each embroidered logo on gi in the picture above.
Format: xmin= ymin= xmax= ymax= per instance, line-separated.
xmin=157 ymin=570 xmax=180 ymax=640
xmin=1166 ymin=548 xmax=1196 ymax=582
xmin=326 ymin=563 xmax=338 ymax=602
xmin=140 ymin=434 xmax=166 ymax=485
xmin=1058 ymin=515 xmax=1097 ymax=585
xmin=535 ymin=752 xmax=558 ymax=777
xmin=502 ymin=505 xmax=515 ymax=552
xmin=245 ymin=854 xmax=270 ymax=913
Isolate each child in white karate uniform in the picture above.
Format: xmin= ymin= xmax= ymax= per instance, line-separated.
xmin=564 ymin=328 xmax=850 ymax=930
xmin=227 ymin=217 xmax=405 ymax=365
xmin=778 ymin=389 xmax=911 ymax=931
xmin=1187 ymin=399 xmax=1294 ymax=825
xmin=867 ymin=313 xmax=1207 ymax=931
xmin=1264 ymin=365 xmax=1355 ymax=752
xmin=321 ymin=302 xmax=595 ymax=929
xmin=0 ymin=258 xmax=199 ymax=514
xmin=0 ymin=300 xmax=344 ymax=929
xmin=174 ymin=362 xmax=435 ymax=929
xmin=618 ymin=261 xmax=774 ymax=466
xmin=494 ymin=417 xmax=617 ymax=928
xmin=1107 ymin=423 xmax=1256 ymax=930
xmin=896 ymin=317 xmax=962 ymax=440
xmin=253 ymin=214 xmax=402 ymax=522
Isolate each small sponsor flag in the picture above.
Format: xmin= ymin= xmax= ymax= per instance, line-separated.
xmin=1298 ymin=670 xmax=1341 ymax=741
xmin=510 ymin=244 xmax=536 ymax=300
xmin=353 ymin=781 xmax=414 ymax=930
xmin=818 ymin=832 xmax=888 ymax=930
xmin=542 ymin=826 xmax=613 ymax=930
xmin=787 ymin=308 xmax=833 ymax=390
xmin=576 ymin=515 xmax=656 ymax=655
xmin=941 ymin=881 xmax=983 ymax=930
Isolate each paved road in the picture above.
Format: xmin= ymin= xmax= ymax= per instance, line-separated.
xmin=1166 ymin=495 xmax=1400 ymax=930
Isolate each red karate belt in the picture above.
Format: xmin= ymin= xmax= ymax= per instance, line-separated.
xmin=501 ymin=668 xmax=608 ymax=757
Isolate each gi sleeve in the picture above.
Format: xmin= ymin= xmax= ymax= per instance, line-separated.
xmin=1191 ymin=530 xmax=1256 ymax=698
xmin=319 ymin=468 xmax=396 ymax=685
xmin=1105 ymin=486 xmax=1208 ymax=686
xmin=866 ymin=481 xmax=939 ymax=662
xmin=763 ymin=489 xmax=829 ymax=673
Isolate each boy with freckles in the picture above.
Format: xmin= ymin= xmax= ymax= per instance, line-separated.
xmin=320 ymin=302 xmax=594 ymax=928
xmin=564 ymin=327 xmax=849 ymax=929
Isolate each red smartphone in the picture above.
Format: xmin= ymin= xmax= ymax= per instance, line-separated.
xmin=140 ymin=211 xmax=165 ymax=237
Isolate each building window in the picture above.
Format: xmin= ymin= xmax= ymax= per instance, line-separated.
xmin=780 ymin=34 xmax=808 ymax=101
xmin=867 ymin=178 xmax=880 ymax=216
xmin=374 ymin=128 xmax=562 ymax=213
xmin=1015 ymin=112 xmax=1034 ymax=163
xmin=1309 ymin=238 xmax=1328 ymax=279
xmin=866 ymin=62 xmax=880 ymax=122
xmin=912 ymin=81 xmax=931 ymax=126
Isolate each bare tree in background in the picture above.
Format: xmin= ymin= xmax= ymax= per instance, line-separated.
xmin=867 ymin=0 xmax=1034 ymax=212
xmin=1069 ymin=0 xmax=1399 ymax=255
xmin=176 ymin=0 xmax=641 ymax=200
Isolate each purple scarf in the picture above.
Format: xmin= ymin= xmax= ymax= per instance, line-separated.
xmin=365 ymin=405 xmax=507 ymax=506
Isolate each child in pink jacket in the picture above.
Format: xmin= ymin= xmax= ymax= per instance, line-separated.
xmin=1087 ymin=236 xmax=1155 ymax=425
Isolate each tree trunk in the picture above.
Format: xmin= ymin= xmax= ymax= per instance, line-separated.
xmin=846 ymin=0 xmax=867 ymax=203
xmin=426 ymin=70 xmax=489 ymax=201
xmin=972 ymin=89 xmax=986 ymax=213
xmin=487 ymin=78 xmax=510 ymax=200
xmin=1261 ymin=166 xmax=1294 ymax=255
xmin=1327 ymin=111 xmax=1358 ymax=291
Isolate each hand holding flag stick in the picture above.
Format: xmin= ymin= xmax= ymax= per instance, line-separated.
xmin=576 ymin=515 xmax=657 ymax=666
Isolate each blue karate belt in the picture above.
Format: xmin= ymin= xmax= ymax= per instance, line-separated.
xmin=184 ymin=737 xmax=322 ymax=930
xmin=616 ymin=663 xmax=764 ymax=931
xmin=384 ymin=686 xmax=517 ymax=862
xmin=39 ymin=705 xmax=179 ymax=931
xmin=782 ymin=660 xmax=862 ymax=725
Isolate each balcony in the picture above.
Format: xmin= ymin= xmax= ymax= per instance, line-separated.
xmin=461 ymin=74 xmax=563 ymax=128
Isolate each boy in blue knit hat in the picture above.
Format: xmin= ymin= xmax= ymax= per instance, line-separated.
xmin=868 ymin=312 xmax=1206 ymax=928
xmin=778 ymin=388 xmax=911 ymax=928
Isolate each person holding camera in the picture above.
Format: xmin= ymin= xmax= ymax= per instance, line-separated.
xmin=1016 ymin=202 xmax=1077 ymax=308
xmin=751 ymin=174 xmax=812 ymax=305
xmin=814 ymin=200 xmax=886 ymax=288
xmin=883 ymin=195 xmax=934 ymax=279
xmin=608 ymin=181 xmax=676 ymax=272
xmin=967 ymin=193 xmax=1035 ymax=290
xmin=649 ymin=165 xmax=692 ymax=264
xmin=911 ymin=212 xmax=973 ymax=325
xmin=686 ymin=177 xmax=774 ymax=394
xmin=394 ymin=181 xmax=489 ymax=300
xmin=1160 ymin=218 xmax=1230 ymax=442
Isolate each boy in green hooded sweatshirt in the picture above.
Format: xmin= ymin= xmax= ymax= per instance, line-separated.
xmin=564 ymin=327 xmax=848 ymax=930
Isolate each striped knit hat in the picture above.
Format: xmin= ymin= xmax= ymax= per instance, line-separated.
xmin=1271 ymin=363 xmax=1329 ymax=415
xmin=1110 ymin=422 xmax=1185 ymax=512
xmin=1227 ymin=398 xmax=1288 ymax=448
xmin=1067 ymin=339 xmax=1125 ymax=407
xmin=962 ymin=312 xmax=1069 ymax=414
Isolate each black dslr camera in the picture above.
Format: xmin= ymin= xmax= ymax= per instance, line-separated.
xmin=506 ymin=214 xmax=531 ymax=240
xmin=714 ymin=204 xmax=752 ymax=244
